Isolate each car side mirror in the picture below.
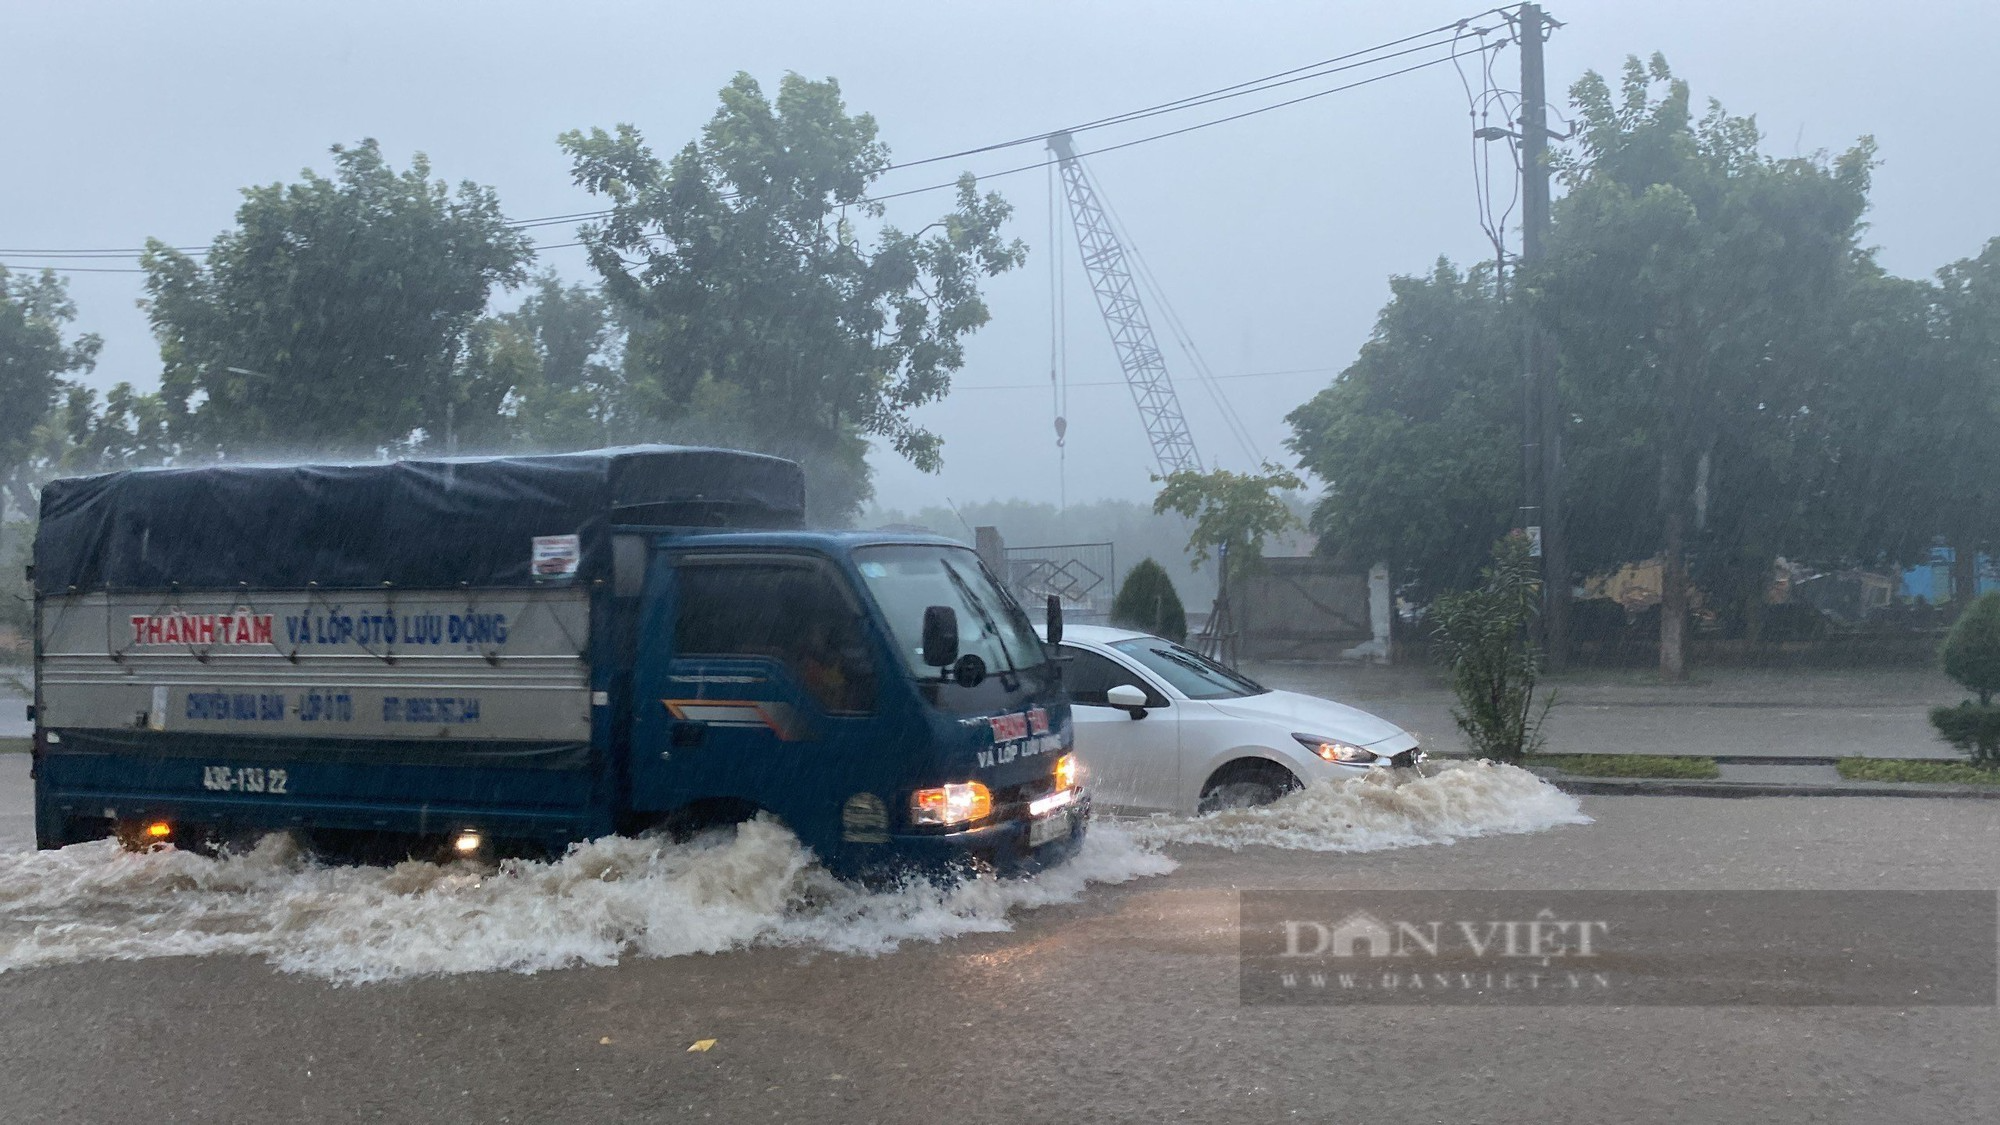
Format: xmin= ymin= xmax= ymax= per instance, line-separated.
xmin=1106 ymin=683 xmax=1149 ymax=718
xmin=1045 ymin=594 xmax=1064 ymax=646
xmin=921 ymin=605 xmax=960 ymax=668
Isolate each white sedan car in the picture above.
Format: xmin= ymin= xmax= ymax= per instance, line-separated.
xmin=1042 ymin=624 xmax=1423 ymax=814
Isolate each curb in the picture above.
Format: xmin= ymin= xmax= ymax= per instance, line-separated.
xmin=1544 ymin=775 xmax=2000 ymax=800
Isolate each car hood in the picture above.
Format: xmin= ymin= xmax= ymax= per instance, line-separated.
xmin=1205 ymin=690 xmax=1409 ymax=748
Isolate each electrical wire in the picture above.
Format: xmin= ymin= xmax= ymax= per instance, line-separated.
xmin=1 ymin=16 xmax=1505 ymax=273
xmin=955 ymin=366 xmax=1340 ymax=391
xmin=1453 ymin=17 xmax=1522 ymax=289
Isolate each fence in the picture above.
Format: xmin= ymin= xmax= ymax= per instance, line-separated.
xmin=1001 ymin=542 xmax=1118 ymax=624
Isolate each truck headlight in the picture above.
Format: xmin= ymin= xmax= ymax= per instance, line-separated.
xmin=1052 ymin=752 xmax=1079 ymax=793
xmin=1293 ymin=733 xmax=1378 ymax=763
xmin=911 ymin=781 xmax=992 ymax=827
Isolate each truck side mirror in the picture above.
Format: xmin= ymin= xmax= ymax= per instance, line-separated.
xmin=1045 ymin=594 xmax=1063 ymax=646
xmin=921 ymin=605 xmax=960 ymax=668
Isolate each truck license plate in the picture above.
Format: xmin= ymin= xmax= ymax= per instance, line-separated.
xmin=1028 ymin=809 xmax=1070 ymax=848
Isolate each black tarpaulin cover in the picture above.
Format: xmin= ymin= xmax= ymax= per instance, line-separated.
xmin=35 ymin=446 xmax=804 ymax=593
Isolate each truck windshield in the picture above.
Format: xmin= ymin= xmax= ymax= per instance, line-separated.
xmin=853 ymin=544 xmax=1046 ymax=678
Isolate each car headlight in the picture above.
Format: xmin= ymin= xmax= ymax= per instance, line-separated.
xmin=1293 ymin=733 xmax=1378 ymax=763
xmin=911 ymin=781 xmax=993 ymax=827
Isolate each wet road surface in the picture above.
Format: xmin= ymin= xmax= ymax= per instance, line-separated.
xmin=1 ymin=767 xmax=1994 ymax=1125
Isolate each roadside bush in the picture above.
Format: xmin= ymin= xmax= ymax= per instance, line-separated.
xmin=1429 ymin=533 xmax=1552 ymax=762
xmin=1933 ymin=592 xmax=2000 ymax=766
xmin=1111 ymin=558 xmax=1187 ymax=643
xmin=1941 ymin=591 xmax=2000 ymax=704
xmin=1927 ymin=703 xmax=2000 ymax=765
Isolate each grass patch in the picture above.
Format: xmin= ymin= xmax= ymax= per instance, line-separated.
xmin=1836 ymin=758 xmax=2000 ymax=785
xmin=1523 ymin=753 xmax=1720 ymax=779
xmin=0 ymin=737 xmax=28 ymax=754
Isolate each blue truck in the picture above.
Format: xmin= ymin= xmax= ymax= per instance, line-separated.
xmin=28 ymin=446 xmax=1086 ymax=876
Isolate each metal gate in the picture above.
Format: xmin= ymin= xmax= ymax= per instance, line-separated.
xmin=1003 ymin=542 xmax=1117 ymax=624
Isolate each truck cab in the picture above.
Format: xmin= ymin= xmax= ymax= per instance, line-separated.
xmin=621 ymin=530 xmax=1084 ymax=875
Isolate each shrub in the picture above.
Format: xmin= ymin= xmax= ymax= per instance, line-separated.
xmin=1429 ymin=533 xmax=1553 ymax=762
xmin=1111 ymin=558 xmax=1187 ymax=642
xmin=1928 ymin=703 xmax=2000 ymax=766
xmin=1930 ymin=592 xmax=2000 ymax=766
xmin=1941 ymin=592 xmax=2000 ymax=704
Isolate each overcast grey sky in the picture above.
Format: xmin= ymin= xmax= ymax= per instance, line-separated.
xmin=6 ymin=0 xmax=1995 ymax=511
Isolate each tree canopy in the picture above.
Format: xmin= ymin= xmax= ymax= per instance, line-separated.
xmin=1285 ymin=260 xmax=1518 ymax=602
xmin=560 ymin=72 xmax=1026 ymax=521
xmin=1534 ymin=55 xmax=1874 ymax=676
xmin=1152 ymin=462 xmax=1304 ymax=578
xmin=0 ymin=268 xmax=100 ymax=515
xmin=141 ymin=139 xmax=535 ymax=457
xmin=1287 ymin=54 xmax=1920 ymax=677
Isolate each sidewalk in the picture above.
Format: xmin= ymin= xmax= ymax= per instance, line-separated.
xmin=1240 ymin=660 xmax=1964 ymax=761
xmin=1539 ymin=772 xmax=2000 ymax=800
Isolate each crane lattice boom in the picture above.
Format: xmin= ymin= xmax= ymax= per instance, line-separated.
xmin=1047 ymin=131 xmax=1201 ymax=477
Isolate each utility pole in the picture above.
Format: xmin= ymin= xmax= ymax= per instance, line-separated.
xmin=1517 ymin=2 xmax=1568 ymax=667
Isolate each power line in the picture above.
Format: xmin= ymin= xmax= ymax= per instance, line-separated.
xmin=956 ymin=366 xmax=1340 ymax=391
xmin=1 ymin=13 xmax=1503 ymax=272
xmin=11 ymin=40 xmax=1496 ymax=276
xmin=881 ymin=15 xmax=1506 ymax=172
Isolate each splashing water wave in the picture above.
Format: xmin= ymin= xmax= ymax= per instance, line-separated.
xmin=0 ymin=763 xmax=1580 ymax=983
xmin=1129 ymin=760 xmax=1590 ymax=852
xmin=0 ymin=817 xmax=1173 ymax=983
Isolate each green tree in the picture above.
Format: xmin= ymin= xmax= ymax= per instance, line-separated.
xmin=560 ymin=72 xmax=1027 ymax=523
xmin=1430 ymin=533 xmax=1553 ymax=761
xmin=1920 ymin=245 xmax=2000 ymax=604
xmin=1152 ymin=462 xmax=1304 ymax=585
xmin=1285 ymin=260 xmax=1519 ymax=602
xmin=141 ymin=139 xmax=535 ymax=457
xmin=1532 ymin=55 xmax=1873 ymax=679
xmin=1 ymin=268 xmax=101 ymax=515
xmin=486 ymin=272 xmax=632 ymax=450
xmin=1941 ymin=592 xmax=2000 ymax=706
xmin=58 ymin=382 xmax=174 ymax=472
xmin=1932 ymin=591 xmax=2000 ymax=763
xmin=1111 ymin=558 xmax=1188 ymax=642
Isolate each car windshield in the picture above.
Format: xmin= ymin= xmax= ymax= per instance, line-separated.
xmin=1110 ymin=638 xmax=1269 ymax=700
xmin=853 ymin=544 xmax=1046 ymax=677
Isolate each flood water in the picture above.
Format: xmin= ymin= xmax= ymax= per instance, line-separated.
xmin=0 ymin=762 xmax=1580 ymax=982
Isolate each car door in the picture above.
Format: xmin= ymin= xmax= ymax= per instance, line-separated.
xmin=1059 ymin=643 xmax=1177 ymax=811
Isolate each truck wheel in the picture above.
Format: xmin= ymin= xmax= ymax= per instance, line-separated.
xmin=1198 ymin=762 xmax=1300 ymax=814
xmin=659 ymin=798 xmax=762 ymax=841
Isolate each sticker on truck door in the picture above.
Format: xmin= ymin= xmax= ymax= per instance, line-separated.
xmin=661 ymin=699 xmax=809 ymax=741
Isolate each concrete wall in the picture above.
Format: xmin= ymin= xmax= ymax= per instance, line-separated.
xmin=1232 ymin=556 xmax=1388 ymax=662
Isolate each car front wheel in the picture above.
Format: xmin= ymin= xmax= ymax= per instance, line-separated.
xmin=1197 ymin=762 xmax=1300 ymax=814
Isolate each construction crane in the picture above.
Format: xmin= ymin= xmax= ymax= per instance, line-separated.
xmin=1047 ymin=131 xmax=1201 ymax=477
